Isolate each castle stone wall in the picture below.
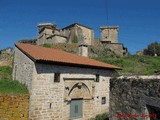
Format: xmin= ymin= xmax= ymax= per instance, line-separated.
xmin=46 ymin=36 xmax=67 ymax=45
xmin=76 ymin=24 xmax=94 ymax=45
xmin=100 ymin=26 xmax=119 ymax=43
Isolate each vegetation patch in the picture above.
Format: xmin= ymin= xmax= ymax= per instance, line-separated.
xmin=96 ymin=55 xmax=160 ymax=75
xmin=90 ymin=113 xmax=109 ymax=120
xmin=43 ymin=43 xmax=52 ymax=48
xmin=0 ymin=66 xmax=12 ymax=79
xmin=0 ymin=79 xmax=28 ymax=94
xmin=144 ymin=41 xmax=160 ymax=56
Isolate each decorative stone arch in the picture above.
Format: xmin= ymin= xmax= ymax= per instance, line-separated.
xmin=68 ymin=82 xmax=92 ymax=99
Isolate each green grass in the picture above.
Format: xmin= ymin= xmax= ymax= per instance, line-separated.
xmin=0 ymin=79 xmax=28 ymax=94
xmin=0 ymin=66 xmax=12 ymax=79
xmin=95 ymin=55 xmax=160 ymax=75
xmin=0 ymin=66 xmax=28 ymax=94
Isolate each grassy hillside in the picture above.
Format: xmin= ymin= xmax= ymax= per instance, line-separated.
xmin=96 ymin=55 xmax=160 ymax=75
xmin=0 ymin=79 xmax=28 ymax=94
xmin=0 ymin=66 xmax=28 ymax=94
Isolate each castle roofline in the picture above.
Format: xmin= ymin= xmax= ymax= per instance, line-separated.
xmin=62 ymin=23 xmax=93 ymax=30
xmin=100 ymin=26 xmax=119 ymax=29
xmin=38 ymin=23 xmax=56 ymax=27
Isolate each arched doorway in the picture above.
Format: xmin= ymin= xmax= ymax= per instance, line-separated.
xmin=68 ymin=82 xmax=92 ymax=119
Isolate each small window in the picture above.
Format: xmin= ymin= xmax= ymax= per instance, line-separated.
xmin=102 ymin=97 xmax=106 ymax=104
xmin=54 ymin=73 xmax=60 ymax=82
xmin=95 ymin=74 xmax=99 ymax=82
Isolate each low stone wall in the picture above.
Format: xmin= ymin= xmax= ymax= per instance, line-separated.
xmin=0 ymin=94 xmax=29 ymax=120
xmin=110 ymin=76 xmax=160 ymax=120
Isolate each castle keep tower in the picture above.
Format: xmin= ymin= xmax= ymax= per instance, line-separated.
xmin=100 ymin=26 xmax=119 ymax=43
xmin=37 ymin=23 xmax=57 ymax=45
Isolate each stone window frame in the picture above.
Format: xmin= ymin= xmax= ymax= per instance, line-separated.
xmin=54 ymin=73 xmax=60 ymax=82
xmin=101 ymin=97 xmax=106 ymax=105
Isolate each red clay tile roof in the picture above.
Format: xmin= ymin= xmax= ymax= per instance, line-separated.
xmin=15 ymin=43 xmax=122 ymax=70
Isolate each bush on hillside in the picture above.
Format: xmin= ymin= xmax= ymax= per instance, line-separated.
xmin=144 ymin=41 xmax=160 ymax=56
xmin=43 ymin=43 xmax=52 ymax=48
xmin=90 ymin=113 xmax=109 ymax=120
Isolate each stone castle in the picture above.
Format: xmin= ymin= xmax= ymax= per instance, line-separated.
xmin=19 ymin=23 xmax=128 ymax=57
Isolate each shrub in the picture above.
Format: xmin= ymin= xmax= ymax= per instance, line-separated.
xmin=144 ymin=41 xmax=160 ymax=56
xmin=90 ymin=113 xmax=109 ymax=120
xmin=73 ymin=36 xmax=78 ymax=43
xmin=43 ymin=43 xmax=52 ymax=48
xmin=95 ymin=113 xmax=109 ymax=120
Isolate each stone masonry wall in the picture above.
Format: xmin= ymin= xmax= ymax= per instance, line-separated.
xmin=100 ymin=26 xmax=119 ymax=43
xmin=29 ymin=63 xmax=114 ymax=120
xmin=0 ymin=94 xmax=29 ymax=120
xmin=77 ymin=24 xmax=94 ymax=45
xmin=110 ymin=76 xmax=160 ymax=120
xmin=13 ymin=47 xmax=34 ymax=91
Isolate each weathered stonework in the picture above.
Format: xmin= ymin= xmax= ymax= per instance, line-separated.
xmin=36 ymin=23 xmax=94 ymax=47
xmin=78 ymin=45 xmax=88 ymax=57
xmin=18 ymin=23 xmax=128 ymax=57
xmin=100 ymin=26 xmax=119 ymax=43
xmin=110 ymin=76 xmax=160 ymax=120
xmin=0 ymin=94 xmax=29 ymax=120
xmin=29 ymin=64 xmax=112 ymax=120
xmin=13 ymin=47 xmax=34 ymax=91
xmin=61 ymin=23 xmax=94 ymax=46
xmin=13 ymin=46 xmax=116 ymax=120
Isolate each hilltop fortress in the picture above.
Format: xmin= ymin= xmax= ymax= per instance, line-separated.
xmin=19 ymin=23 xmax=128 ymax=57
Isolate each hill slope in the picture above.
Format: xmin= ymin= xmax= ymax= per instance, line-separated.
xmin=95 ymin=55 xmax=160 ymax=75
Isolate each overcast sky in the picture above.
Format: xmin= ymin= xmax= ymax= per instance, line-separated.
xmin=0 ymin=0 xmax=160 ymax=54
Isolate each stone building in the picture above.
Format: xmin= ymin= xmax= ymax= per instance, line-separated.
xmin=36 ymin=23 xmax=94 ymax=46
xmin=61 ymin=23 xmax=94 ymax=45
xmin=18 ymin=22 xmax=128 ymax=57
xmin=94 ymin=26 xmax=128 ymax=56
xmin=100 ymin=26 xmax=119 ymax=44
xmin=13 ymin=43 xmax=121 ymax=120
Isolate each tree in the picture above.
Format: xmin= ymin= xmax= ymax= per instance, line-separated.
xmin=144 ymin=42 xmax=160 ymax=56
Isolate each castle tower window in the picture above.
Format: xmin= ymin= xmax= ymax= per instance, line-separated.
xmin=101 ymin=97 xmax=106 ymax=104
xmin=54 ymin=73 xmax=60 ymax=82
